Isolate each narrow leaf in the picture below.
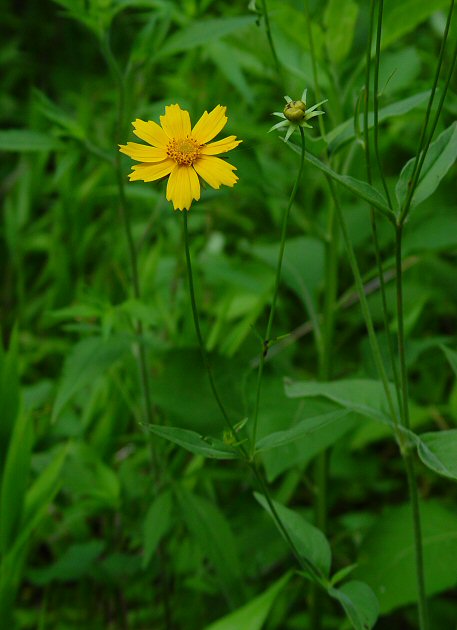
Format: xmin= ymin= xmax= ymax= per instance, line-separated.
xmin=0 ymin=129 xmax=63 ymax=152
xmin=256 ymin=409 xmax=350 ymax=452
xmin=146 ymin=425 xmax=240 ymax=459
xmin=396 ymin=122 xmax=457 ymax=210
xmin=254 ymin=493 xmax=331 ymax=579
xmin=205 ymin=572 xmax=291 ymax=630
xmin=417 ymin=430 xmax=457 ymax=481
xmin=142 ymin=490 xmax=173 ymax=568
xmin=329 ymin=580 xmax=379 ymax=630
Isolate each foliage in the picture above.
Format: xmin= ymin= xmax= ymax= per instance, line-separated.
xmin=1 ymin=0 xmax=457 ymax=628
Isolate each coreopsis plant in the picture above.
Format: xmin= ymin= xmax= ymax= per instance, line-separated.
xmin=119 ymin=104 xmax=241 ymax=210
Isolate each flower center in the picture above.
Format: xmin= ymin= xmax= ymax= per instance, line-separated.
xmin=166 ymin=136 xmax=201 ymax=166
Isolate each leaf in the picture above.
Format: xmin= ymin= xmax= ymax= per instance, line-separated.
xmin=329 ymin=580 xmax=379 ymax=630
xmin=441 ymin=344 xmax=457 ymax=378
xmin=146 ymin=425 xmax=240 ymax=459
xmin=284 ymin=379 xmax=397 ymax=426
xmin=288 ymin=145 xmax=394 ymax=221
xmin=396 ymin=122 xmax=457 ymax=211
xmin=354 ymin=501 xmax=457 ymax=613
xmin=324 ymin=0 xmax=359 ymax=63
xmin=417 ymin=430 xmax=457 ymax=481
xmin=176 ymin=487 xmax=245 ymax=607
xmin=327 ymin=91 xmax=431 ymax=153
xmin=382 ymin=0 xmax=452 ymax=48
xmin=0 ymin=412 xmax=33 ymax=554
xmin=52 ymin=336 xmax=131 ymax=421
xmin=142 ymin=490 xmax=173 ymax=568
xmin=0 ymin=329 xmax=21 ymax=471
xmin=156 ymin=16 xmax=255 ymax=58
xmin=256 ymin=409 xmax=351 ymax=452
xmin=28 ymin=541 xmax=105 ymax=585
xmin=254 ymin=493 xmax=331 ymax=579
xmin=0 ymin=129 xmax=63 ymax=152
xmin=205 ymin=572 xmax=291 ymax=630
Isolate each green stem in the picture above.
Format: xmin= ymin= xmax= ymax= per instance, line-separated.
xmin=395 ymin=225 xmax=429 ymax=629
xmin=373 ymin=0 xmax=392 ymax=207
xmin=260 ymin=0 xmax=284 ymax=88
xmin=251 ymin=128 xmax=306 ymax=452
xmin=400 ymin=0 xmax=455 ymax=224
xmin=364 ymin=0 xmax=401 ymax=411
xmin=182 ymin=212 xmax=248 ymax=457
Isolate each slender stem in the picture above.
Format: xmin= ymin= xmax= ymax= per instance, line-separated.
xmin=364 ymin=0 xmax=401 ymax=410
xmin=260 ymin=0 xmax=284 ymax=89
xmin=373 ymin=0 xmax=392 ymax=207
xmin=251 ymin=128 xmax=306 ymax=452
xmin=182 ymin=212 xmax=249 ymax=457
xmin=329 ymin=179 xmax=402 ymax=440
xmin=395 ymin=225 xmax=429 ymax=629
xmin=400 ymin=0 xmax=455 ymax=223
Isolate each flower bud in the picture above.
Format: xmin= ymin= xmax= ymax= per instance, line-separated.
xmin=283 ymin=100 xmax=306 ymax=122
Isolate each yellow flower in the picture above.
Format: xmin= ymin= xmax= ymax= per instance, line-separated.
xmin=119 ymin=104 xmax=242 ymax=211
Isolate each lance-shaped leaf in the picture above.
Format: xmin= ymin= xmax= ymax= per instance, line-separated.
xmin=146 ymin=425 xmax=240 ymax=459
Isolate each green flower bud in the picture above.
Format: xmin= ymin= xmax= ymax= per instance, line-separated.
xmin=283 ymin=100 xmax=306 ymax=122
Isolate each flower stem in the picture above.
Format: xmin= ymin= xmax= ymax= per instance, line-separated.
xmin=395 ymin=224 xmax=429 ymax=630
xmin=182 ymin=212 xmax=248 ymax=456
xmin=260 ymin=0 xmax=285 ymax=89
xmin=251 ymin=128 xmax=306 ymax=453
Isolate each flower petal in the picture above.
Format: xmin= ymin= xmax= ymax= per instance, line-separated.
xmin=132 ymin=119 xmax=169 ymax=148
xmin=191 ymin=105 xmax=227 ymax=144
xmin=200 ymin=135 xmax=242 ymax=156
xmin=160 ymin=104 xmax=192 ymax=140
xmin=128 ymin=159 xmax=175 ymax=182
xmin=166 ymin=165 xmax=201 ymax=211
xmin=193 ymin=155 xmax=238 ymax=190
xmin=119 ymin=142 xmax=167 ymax=162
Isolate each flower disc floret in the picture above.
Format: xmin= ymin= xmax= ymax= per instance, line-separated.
xmin=167 ymin=136 xmax=201 ymax=166
xmin=119 ymin=104 xmax=242 ymax=211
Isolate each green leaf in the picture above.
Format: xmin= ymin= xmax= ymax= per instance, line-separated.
xmin=354 ymin=501 xmax=457 ymax=613
xmin=382 ymin=0 xmax=452 ymax=48
xmin=324 ymin=0 xmax=359 ymax=63
xmin=256 ymin=409 xmax=351 ymax=452
xmin=254 ymin=493 xmax=331 ymax=579
xmin=441 ymin=344 xmax=457 ymax=378
xmin=288 ymin=146 xmax=394 ymax=221
xmin=62 ymin=443 xmax=120 ymax=509
xmin=142 ymin=490 xmax=173 ymax=569
xmin=417 ymin=430 xmax=457 ymax=481
xmin=284 ymin=378 xmax=397 ymax=426
xmin=28 ymin=540 xmax=105 ymax=585
xmin=329 ymin=581 xmax=379 ymax=630
xmin=146 ymin=425 xmax=240 ymax=459
xmin=176 ymin=487 xmax=245 ymax=607
xmin=327 ymin=91 xmax=431 ymax=153
xmin=205 ymin=572 xmax=291 ymax=630
xmin=396 ymin=122 xmax=457 ymax=211
xmin=0 ymin=129 xmax=63 ymax=152
xmin=52 ymin=336 xmax=131 ymax=421
xmin=156 ymin=16 xmax=255 ymax=58
xmin=0 ymin=412 xmax=33 ymax=554
xmin=0 ymin=329 xmax=21 ymax=471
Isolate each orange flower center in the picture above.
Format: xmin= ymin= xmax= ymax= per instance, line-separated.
xmin=166 ymin=137 xmax=201 ymax=166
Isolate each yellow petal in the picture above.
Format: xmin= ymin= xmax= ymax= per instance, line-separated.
xmin=119 ymin=142 xmax=167 ymax=162
xmin=128 ymin=159 xmax=175 ymax=182
xmin=160 ymin=104 xmax=192 ymax=140
xmin=193 ymin=155 xmax=238 ymax=189
xmin=191 ymin=105 xmax=227 ymax=145
xmin=132 ymin=119 xmax=169 ymax=148
xmin=200 ymin=135 xmax=242 ymax=156
xmin=166 ymin=165 xmax=201 ymax=211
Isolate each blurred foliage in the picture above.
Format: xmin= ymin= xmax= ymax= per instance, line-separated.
xmin=1 ymin=0 xmax=457 ymax=628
